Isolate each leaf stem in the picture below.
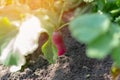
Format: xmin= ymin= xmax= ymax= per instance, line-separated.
xmin=57 ymin=1 xmax=66 ymax=28
xmin=56 ymin=22 xmax=69 ymax=31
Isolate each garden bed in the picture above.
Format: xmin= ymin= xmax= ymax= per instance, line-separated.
xmin=0 ymin=27 xmax=113 ymax=80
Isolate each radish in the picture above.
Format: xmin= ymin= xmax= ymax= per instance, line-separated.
xmin=52 ymin=31 xmax=66 ymax=56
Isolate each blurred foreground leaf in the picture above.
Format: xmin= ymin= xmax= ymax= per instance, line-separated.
xmin=69 ymin=13 xmax=110 ymax=44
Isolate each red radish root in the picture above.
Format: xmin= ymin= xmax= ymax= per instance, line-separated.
xmin=52 ymin=31 xmax=66 ymax=56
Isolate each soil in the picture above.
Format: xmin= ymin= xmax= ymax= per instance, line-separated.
xmin=0 ymin=27 xmax=115 ymax=80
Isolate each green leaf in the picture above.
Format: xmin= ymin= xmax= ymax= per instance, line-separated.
xmin=87 ymin=33 xmax=113 ymax=59
xmin=0 ymin=17 xmax=18 ymax=44
xmin=96 ymin=0 xmax=106 ymax=11
xmin=0 ymin=17 xmax=17 ymax=35
xmin=112 ymin=44 xmax=120 ymax=67
xmin=4 ymin=52 xmax=21 ymax=66
xmin=86 ymin=24 xmax=120 ymax=59
xmin=116 ymin=0 xmax=120 ymax=7
xmin=0 ymin=38 xmax=25 ymax=72
xmin=69 ymin=13 xmax=110 ymax=44
xmin=0 ymin=15 xmax=46 ymax=72
xmin=42 ymin=38 xmax=58 ymax=63
xmin=0 ymin=17 xmax=18 ymax=55
xmin=103 ymin=0 xmax=118 ymax=12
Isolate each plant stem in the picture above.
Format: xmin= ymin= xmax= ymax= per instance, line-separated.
xmin=57 ymin=22 xmax=69 ymax=31
xmin=57 ymin=1 xmax=66 ymax=28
